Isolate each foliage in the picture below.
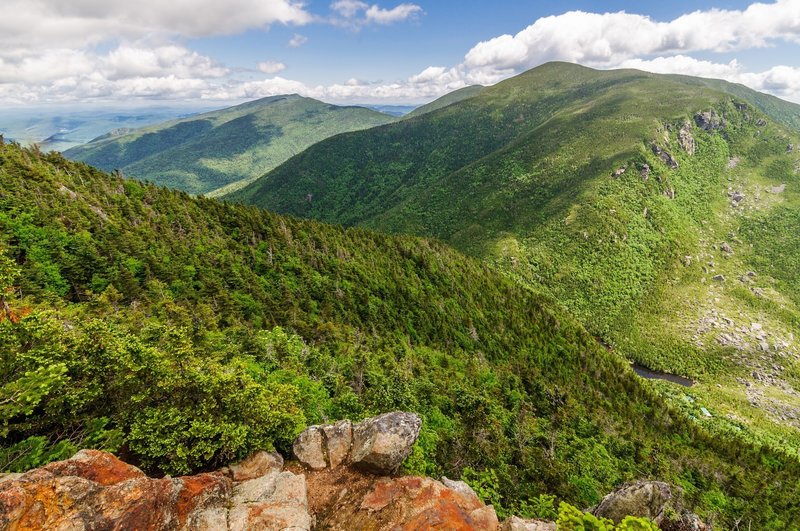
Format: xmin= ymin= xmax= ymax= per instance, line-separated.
xmin=64 ymin=95 xmax=395 ymax=195
xmin=0 ymin=142 xmax=799 ymax=527
xmin=556 ymin=502 xmax=659 ymax=531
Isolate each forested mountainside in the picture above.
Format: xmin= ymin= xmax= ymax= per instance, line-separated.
xmin=1 ymin=141 xmax=799 ymax=527
xmin=63 ymin=95 xmax=395 ymax=196
xmin=404 ymin=85 xmax=486 ymax=119
xmin=230 ymin=62 xmax=800 ymax=464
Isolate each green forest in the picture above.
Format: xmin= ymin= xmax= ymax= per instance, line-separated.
xmin=1 ymin=140 xmax=800 ymax=528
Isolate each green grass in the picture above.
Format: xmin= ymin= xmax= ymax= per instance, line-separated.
xmin=63 ymin=95 xmax=396 ymax=195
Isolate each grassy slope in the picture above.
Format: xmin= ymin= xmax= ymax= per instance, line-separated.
xmin=230 ymin=63 xmax=800 ymax=462
xmin=404 ymin=85 xmax=485 ymax=118
xmin=2 ymin=142 xmax=800 ymax=527
xmin=63 ymin=95 xmax=395 ymax=196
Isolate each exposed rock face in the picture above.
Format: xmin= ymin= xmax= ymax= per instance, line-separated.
xmin=652 ymin=144 xmax=679 ymax=169
xmin=292 ymin=413 xmax=420 ymax=475
xmin=639 ymin=164 xmax=651 ymax=180
xmin=321 ymin=420 xmax=353 ymax=468
xmin=293 ymin=425 xmax=328 ymax=470
xmin=0 ymin=450 xmax=235 ymax=531
xmin=225 ymin=450 xmax=283 ymax=481
xmin=0 ymin=449 xmax=311 ymax=531
xmin=678 ymin=122 xmax=696 ymax=155
xmin=351 ymin=412 xmax=422 ymax=475
xmin=502 ymin=516 xmax=557 ymax=531
xmin=694 ymin=110 xmax=724 ymax=132
xmin=321 ymin=475 xmax=499 ymax=530
xmin=593 ymin=481 xmax=672 ymax=523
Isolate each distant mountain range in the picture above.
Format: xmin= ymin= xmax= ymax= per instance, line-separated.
xmin=0 ymin=106 xmax=210 ymax=152
xmin=64 ymin=95 xmax=397 ymax=196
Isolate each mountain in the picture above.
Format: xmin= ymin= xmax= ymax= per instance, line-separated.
xmin=2 ymin=140 xmax=799 ymax=527
xmin=229 ymin=62 xmax=800 ymax=462
xmin=404 ymin=85 xmax=485 ymax=118
xmin=63 ymin=95 xmax=396 ymax=196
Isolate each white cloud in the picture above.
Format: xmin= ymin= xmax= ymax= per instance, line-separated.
xmin=3 ymin=1 xmax=800 ymax=106
xmin=329 ymin=0 xmax=422 ymax=27
xmin=365 ymin=3 xmax=423 ymax=24
xmin=464 ymin=1 xmax=800 ymax=71
xmin=0 ymin=0 xmax=312 ymax=49
xmin=258 ymin=61 xmax=287 ymax=74
xmin=288 ymin=33 xmax=309 ymax=48
xmin=331 ymin=0 xmax=368 ymax=18
xmin=616 ymin=55 xmax=800 ymax=104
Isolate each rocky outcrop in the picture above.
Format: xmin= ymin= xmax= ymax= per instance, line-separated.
xmin=293 ymin=411 xmax=421 ymax=475
xmin=2 ymin=413 xmax=704 ymax=531
xmin=593 ymin=481 xmax=672 ymax=523
xmin=0 ymin=449 xmax=237 ymax=530
xmin=678 ymin=121 xmax=696 ymax=155
xmin=694 ymin=110 xmax=724 ymax=132
xmin=502 ymin=516 xmax=557 ymax=530
xmin=0 ymin=449 xmax=311 ymax=531
xmin=652 ymin=144 xmax=679 ymax=169
xmin=317 ymin=474 xmax=499 ymax=530
xmin=351 ymin=412 xmax=421 ymax=475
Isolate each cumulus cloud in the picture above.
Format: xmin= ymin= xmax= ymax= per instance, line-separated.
xmin=258 ymin=61 xmax=287 ymax=74
xmin=365 ymin=3 xmax=423 ymax=24
xmin=330 ymin=0 xmax=422 ymax=28
xmin=0 ymin=0 xmax=312 ymax=49
xmin=3 ymin=1 xmax=800 ymax=106
xmin=464 ymin=1 xmax=800 ymax=73
xmin=288 ymin=34 xmax=309 ymax=48
xmin=616 ymin=55 xmax=800 ymax=104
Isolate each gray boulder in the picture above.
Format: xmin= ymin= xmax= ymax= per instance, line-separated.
xmin=593 ymin=481 xmax=672 ymax=523
xmin=321 ymin=420 xmax=353 ymax=468
xmin=695 ymin=110 xmax=724 ymax=132
xmin=351 ymin=411 xmax=422 ymax=474
xmin=502 ymin=516 xmax=556 ymax=531
xmin=678 ymin=121 xmax=696 ymax=155
xmin=293 ymin=426 xmax=327 ymax=470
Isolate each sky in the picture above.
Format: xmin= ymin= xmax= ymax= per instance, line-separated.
xmin=1 ymin=0 xmax=800 ymax=107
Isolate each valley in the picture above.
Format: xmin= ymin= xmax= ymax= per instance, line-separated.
xmin=227 ymin=63 xmax=800 ymax=465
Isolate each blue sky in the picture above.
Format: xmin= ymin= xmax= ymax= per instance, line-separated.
xmin=1 ymin=0 xmax=799 ymax=106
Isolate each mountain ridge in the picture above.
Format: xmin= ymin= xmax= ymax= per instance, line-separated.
xmin=227 ymin=62 xmax=800 ymax=464
xmin=63 ymin=94 xmax=396 ymax=196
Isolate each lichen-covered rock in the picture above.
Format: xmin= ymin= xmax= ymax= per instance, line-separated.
xmin=442 ymin=476 xmax=481 ymax=506
xmin=322 ymin=420 xmax=353 ymax=468
xmin=328 ymin=475 xmax=498 ymax=530
xmin=661 ymin=512 xmax=709 ymax=531
xmin=0 ymin=450 xmax=231 ymax=531
xmin=695 ymin=110 xmax=724 ymax=132
xmin=502 ymin=515 xmax=557 ymax=531
xmin=293 ymin=419 xmax=353 ymax=470
xmin=592 ymin=481 xmax=672 ymax=523
xmin=678 ymin=121 xmax=696 ymax=155
xmin=293 ymin=426 xmax=328 ymax=470
xmin=226 ymin=450 xmax=283 ymax=481
xmin=229 ymin=471 xmax=311 ymax=531
xmin=351 ymin=412 xmax=422 ymax=475
xmin=0 ymin=450 xmax=314 ymax=531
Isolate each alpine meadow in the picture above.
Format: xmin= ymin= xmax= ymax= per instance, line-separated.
xmin=3 ymin=2 xmax=800 ymax=530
